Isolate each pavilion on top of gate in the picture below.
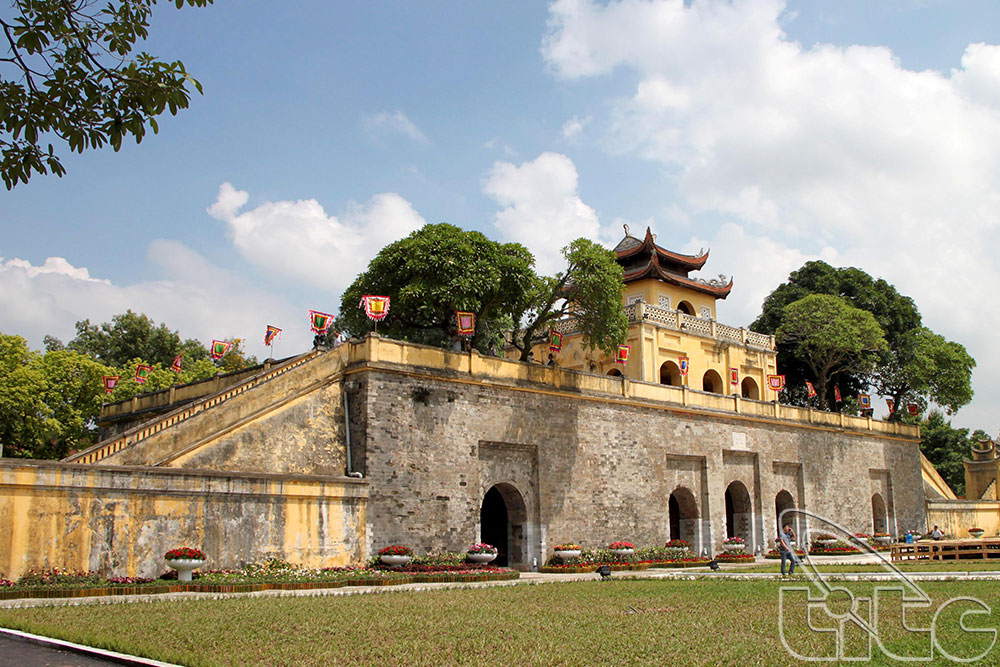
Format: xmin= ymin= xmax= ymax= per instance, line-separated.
xmin=522 ymin=226 xmax=778 ymax=400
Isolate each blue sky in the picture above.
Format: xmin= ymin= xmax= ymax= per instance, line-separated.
xmin=3 ymin=0 xmax=999 ymax=433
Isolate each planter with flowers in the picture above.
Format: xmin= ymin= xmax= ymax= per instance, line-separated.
xmin=553 ymin=544 xmax=582 ymax=561
xmin=969 ymin=528 xmax=985 ymax=539
xmin=722 ymin=536 xmax=746 ymax=552
xmin=608 ymin=541 xmax=635 ymax=556
xmin=164 ymin=547 xmax=206 ymax=582
xmin=872 ymin=532 xmax=892 ymax=545
xmin=466 ymin=543 xmax=498 ymax=564
xmin=665 ymin=539 xmax=690 ymax=549
xmin=812 ymin=533 xmax=837 ymax=548
xmin=378 ymin=545 xmax=414 ymax=567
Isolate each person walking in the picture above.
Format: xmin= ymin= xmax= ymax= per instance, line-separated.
xmin=778 ymin=524 xmax=798 ymax=576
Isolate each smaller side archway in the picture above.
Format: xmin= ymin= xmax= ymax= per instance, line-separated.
xmin=668 ymin=487 xmax=700 ymax=546
xmin=703 ymin=369 xmax=724 ymax=394
xmin=775 ymin=490 xmax=797 ymax=537
xmin=677 ymin=301 xmax=695 ymax=316
xmin=872 ymin=493 xmax=888 ymax=534
xmin=607 ymin=368 xmax=622 ymax=377
xmin=741 ymin=377 xmax=759 ymax=400
xmin=660 ymin=361 xmax=681 ymax=386
xmin=724 ymin=481 xmax=754 ymax=549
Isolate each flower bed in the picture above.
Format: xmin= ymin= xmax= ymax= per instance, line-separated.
xmin=539 ymin=564 xmax=596 ymax=574
xmin=714 ymin=552 xmax=755 ymax=562
xmin=763 ymin=549 xmax=807 ymax=560
xmin=644 ymin=558 xmax=711 ymax=568
xmin=809 ymin=542 xmax=861 ymax=555
xmin=0 ymin=559 xmax=519 ymax=601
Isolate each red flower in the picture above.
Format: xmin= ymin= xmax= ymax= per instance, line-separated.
xmin=164 ymin=547 xmax=206 ymax=561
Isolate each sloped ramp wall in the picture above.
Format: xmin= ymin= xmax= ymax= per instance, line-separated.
xmin=0 ymin=460 xmax=367 ymax=580
xmin=84 ymin=347 xmax=351 ymax=474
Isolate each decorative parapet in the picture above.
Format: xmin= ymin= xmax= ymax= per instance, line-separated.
xmin=551 ymin=303 xmax=775 ymax=351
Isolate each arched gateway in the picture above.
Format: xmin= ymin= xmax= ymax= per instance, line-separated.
xmin=480 ymin=483 xmax=529 ymax=568
xmin=725 ymin=481 xmax=754 ymax=549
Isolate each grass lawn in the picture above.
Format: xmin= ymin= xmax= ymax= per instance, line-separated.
xmin=741 ymin=559 xmax=1000 ymax=573
xmin=1 ymin=579 xmax=999 ymax=665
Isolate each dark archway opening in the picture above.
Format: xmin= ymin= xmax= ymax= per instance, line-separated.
xmin=775 ymin=490 xmax=795 ymax=535
xmin=660 ymin=361 xmax=681 ymax=386
xmin=607 ymin=368 xmax=622 ymax=377
xmin=872 ymin=493 xmax=888 ymax=534
xmin=481 ymin=487 xmax=509 ymax=566
xmin=677 ymin=301 xmax=695 ymax=316
xmin=668 ymin=487 xmax=699 ymax=544
xmin=703 ymin=369 xmax=724 ymax=394
xmin=724 ymin=481 xmax=753 ymax=546
xmin=741 ymin=377 xmax=759 ymax=400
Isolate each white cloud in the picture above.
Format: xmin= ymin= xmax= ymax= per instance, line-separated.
xmin=207 ymin=183 xmax=426 ymax=294
xmin=0 ymin=244 xmax=307 ymax=358
xmin=561 ymin=115 xmax=591 ymax=140
xmin=483 ymin=152 xmax=614 ymax=273
xmin=363 ymin=110 xmax=429 ymax=144
xmin=542 ymin=0 xmax=1000 ymax=430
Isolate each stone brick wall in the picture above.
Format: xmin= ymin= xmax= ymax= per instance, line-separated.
xmin=357 ymin=363 xmax=924 ymax=567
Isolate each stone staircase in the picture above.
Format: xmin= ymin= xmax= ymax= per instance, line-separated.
xmin=64 ymin=347 xmax=347 ymax=466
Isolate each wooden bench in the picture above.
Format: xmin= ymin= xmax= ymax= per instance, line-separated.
xmin=891 ymin=538 xmax=1000 ymax=562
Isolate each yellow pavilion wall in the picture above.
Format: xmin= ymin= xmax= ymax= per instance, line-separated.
xmin=621 ymin=278 xmax=718 ymax=320
xmin=0 ymin=460 xmax=367 ymax=580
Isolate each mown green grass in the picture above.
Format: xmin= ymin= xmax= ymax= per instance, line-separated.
xmin=0 ymin=579 xmax=998 ymax=665
xmin=741 ymin=559 xmax=1000 ymax=573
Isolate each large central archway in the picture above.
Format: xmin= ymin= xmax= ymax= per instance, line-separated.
xmin=480 ymin=483 xmax=528 ymax=568
xmin=775 ymin=490 xmax=796 ymax=536
xmin=703 ymin=369 xmax=724 ymax=394
xmin=725 ymin=481 xmax=754 ymax=548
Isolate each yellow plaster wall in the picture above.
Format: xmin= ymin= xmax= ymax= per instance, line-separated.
xmin=926 ymin=500 xmax=1000 ymax=537
xmin=621 ymin=278 xmax=717 ymax=319
xmin=0 ymin=460 xmax=367 ymax=580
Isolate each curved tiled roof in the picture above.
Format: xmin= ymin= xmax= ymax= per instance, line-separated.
xmin=622 ymin=251 xmax=733 ymax=299
xmin=614 ymin=227 xmax=709 ymax=271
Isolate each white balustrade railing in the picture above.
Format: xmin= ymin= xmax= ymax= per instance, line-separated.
xmin=542 ymin=303 xmax=775 ymax=351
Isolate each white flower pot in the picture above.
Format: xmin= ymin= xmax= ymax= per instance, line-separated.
xmin=467 ymin=552 xmax=497 ymax=563
xmin=610 ymin=548 xmax=634 ymax=556
xmin=723 ymin=543 xmax=745 ymax=551
xmin=555 ymin=549 xmax=581 ymax=561
xmin=816 ymin=539 xmax=836 ymax=548
xmin=875 ymin=536 xmax=892 ymax=545
xmin=166 ymin=558 xmax=205 ymax=582
xmin=970 ymin=531 xmax=985 ymax=539
xmin=379 ymin=554 xmax=412 ymax=566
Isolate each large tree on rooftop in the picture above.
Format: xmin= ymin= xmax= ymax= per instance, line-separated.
xmin=508 ymin=238 xmax=628 ymax=362
xmin=1 ymin=0 xmax=212 ymax=188
xmin=753 ymin=260 xmax=973 ymax=416
xmin=338 ymin=223 xmax=536 ymax=350
xmin=775 ymin=294 xmax=887 ymax=409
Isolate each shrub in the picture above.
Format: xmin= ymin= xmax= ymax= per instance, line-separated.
xmin=413 ymin=552 xmax=465 ymax=567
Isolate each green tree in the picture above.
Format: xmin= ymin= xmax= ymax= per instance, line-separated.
xmin=776 ymin=294 xmax=887 ymax=409
xmin=339 ymin=223 xmax=536 ymax=351
xmin=1 ymin=0 xmax=212 ymax=188
xmin=66 ymin=310 xmax=209 ymax=368
xmin=508 ymin=238 xmax=628 ymax=361
xmin=0 ymin=333 xmax=112 ymax=459
xmin=873 ymin=327 xmax=975 ymax=417
xmin=920 ymin=411 xmax=971 ymax=497
xmin=753 ymin=261 xmax=973 ymax=415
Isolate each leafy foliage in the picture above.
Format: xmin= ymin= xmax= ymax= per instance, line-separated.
xmin=0 ymin=312 xmax=254 ymax=459
xmin=920 ymin=411 xmax=971 ymax=497
xmin=1 ymin=0 xmax=212 ymax=188
xmin=508 ymin=238 xmax=628 ymax=361
xmin=339 ymin=225 xmax=627 ymax=358
xmin=339 ymin=223 xmax=535 ymax=351
xmin=775 ymin=294 xmax=887 ymax=409
xmin=753 ymin=260 xmax=974 ymax=415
